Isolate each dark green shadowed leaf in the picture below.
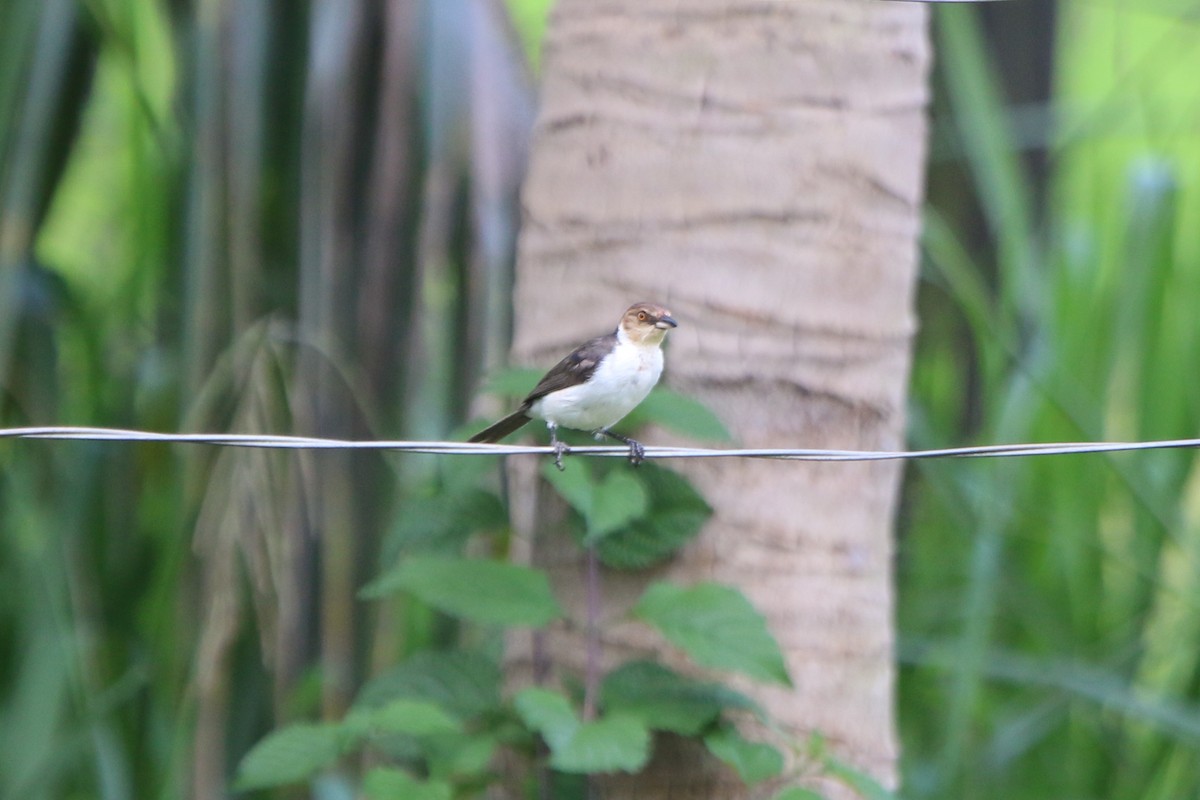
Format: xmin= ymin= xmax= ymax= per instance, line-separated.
xmin=353 ymin=649 xmax=501 ymax=720
xmin=234 ymin=723 xmax=344 ymax=790
xmin=704 ymin=726 xmax=784 ymax=784
xmin=597 ymin=464 xmax=712 ymax=569
xmin=361 ymin=556 xmax=562 ymax=627
xmin=601 ymin=660 xmax=760 ymax=735
xmin=634 ymin=582 xmax=792 ymax=686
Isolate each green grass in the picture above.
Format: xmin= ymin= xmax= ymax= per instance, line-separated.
xmin=900 ymin=3 xmax=1200 ymax=798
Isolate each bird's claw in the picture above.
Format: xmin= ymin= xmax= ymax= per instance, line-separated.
xmin=553 ymin=439 xmax=570 ymax=471
xmin=627 ymin=439 xmax=645 ymax=467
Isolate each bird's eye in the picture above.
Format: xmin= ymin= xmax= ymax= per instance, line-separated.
xmin=637 ymin=311 xmax=647 ymax=321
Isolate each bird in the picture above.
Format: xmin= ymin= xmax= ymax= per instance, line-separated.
xmin=469 ymin=302 xmax=678 ymax=470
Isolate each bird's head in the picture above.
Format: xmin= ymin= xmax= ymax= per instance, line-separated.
xmin=620 ymin=302 xmax=677 ymax=345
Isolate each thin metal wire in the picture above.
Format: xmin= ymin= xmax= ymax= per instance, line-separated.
xmin=3 ymin=426 xmax=1199 ymax=462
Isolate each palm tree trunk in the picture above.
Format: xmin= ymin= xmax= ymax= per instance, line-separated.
xmin=508 ymin=0 xmax=931 ymax=795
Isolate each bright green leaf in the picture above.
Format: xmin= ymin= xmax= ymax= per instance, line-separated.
xmin=772 ymin=788 xmax=827 ymax=800
xmin=423 ymin=732 xmax=498 ymax=779
xmin=549 ymin=714 xmax=651 ymax=774
xmin=601 ymin=660 xmax=759 ymax=735
xmin=634 ymin=582 xmax=792 ymax=686
xmin=514 ymin=687 xmax=579 ymax=752
xmin=369 ymin=698 xmax=461 ymax=737
xmin=361 ymin=556 xmax=562 ymax=628
xmin=585 ymin=470 xmax=649 ymax=544
xmin=234 ymin=723 xmax=343 ymax=790
xmin=625 ymin=388 xmax=733 ymax=442
xmin=362 ymin=767 xmax=454 ymax=800
xmin=705 ymin=726 xmax=784 ymax=784
xmin=542 ymin=458 xmax=594 ymax=516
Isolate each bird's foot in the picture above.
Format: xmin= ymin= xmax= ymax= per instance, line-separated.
xmin=553 ymin=438 xmax=570 ymax=471
xmin=549 ymin=424 xmax=569 ymax=471
xmin=600 ymin=429 xmax=645 ymax=467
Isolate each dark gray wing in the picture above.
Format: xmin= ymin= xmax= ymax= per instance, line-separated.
xmin=520 ymin=332 xmax=617 ymax=408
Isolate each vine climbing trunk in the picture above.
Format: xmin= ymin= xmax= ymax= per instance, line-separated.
xmin=506 ymin=0 xmax=930 ymax=796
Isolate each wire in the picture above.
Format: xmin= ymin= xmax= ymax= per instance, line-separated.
xmin=3 ymin=426 xmax=1199 ymax=462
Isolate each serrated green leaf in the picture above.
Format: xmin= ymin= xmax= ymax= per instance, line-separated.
xmin=369 ymin=698 xmax=461 ymax=736
xmin=362 ymin=767 xmax=454 ymax=800
xmin=634 ymin=582 xmax=792 ymax=686
xmin=601 ymin=660 xmax=759 ymax=735
xmin=549 ymin=714 xmax=651 ymax=774
xmin=585 ymin=470 xmax=649 ymax=544
xmin=514 ymin=687 xmax=579 ymax=751
xmin=542 ymin=458 xmax=595 ymax=515
xmin=361 ymin=556 xmax=562 ymax=627
xmin=625 ymin=388 xmax=732 ymax=442
xmin=353 ymin=650 xmax=501 ymax=720
xmin=772 ymin=788 xmax=827 ymax=800
xmin=234 ymin=723 xmax=344 ymax=790
xmin=705 ymin=726 xmax=784 ymax=784
xmin=596 ymin=464 xmax=712 ymax=569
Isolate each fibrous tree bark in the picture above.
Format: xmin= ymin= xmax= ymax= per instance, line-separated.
xmin=507 ymin=0 xmax=930 ymax=796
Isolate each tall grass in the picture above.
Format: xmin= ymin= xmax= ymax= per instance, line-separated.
xmin=0 ymin=0 xmax=531 ymax=796
xmin=901 ymin=3 xmax=1200 ymax=798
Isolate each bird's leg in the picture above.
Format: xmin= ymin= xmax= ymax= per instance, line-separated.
xmin=599 ymin=428 xmax=645 ymax=466
xmin=548 ymin=422 xmax=569 ymax=471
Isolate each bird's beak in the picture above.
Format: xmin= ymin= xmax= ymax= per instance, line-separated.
xmin=655 ymin=315 xmax=678 ymax=330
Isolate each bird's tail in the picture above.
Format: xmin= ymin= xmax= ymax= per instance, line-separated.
xmin=468 ymin=411 xmax=531 ymax=443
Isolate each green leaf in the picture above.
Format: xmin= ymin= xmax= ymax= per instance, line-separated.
xmin=634 ymin=582 xmax=792 ymax=686
xmin=704 ymin=726 xmax=784 ymax=784
xmin=361 ymin=556 xmax=562 ymax=628
xmin=585 ymin=470 xmax=649 ymax=544
xmin=514 ymin=687 xmax=579 ymax=752
xmin=362 ymin=767 xmax=454 ymax=800
xmin=367 ymin=698 xmax=461 ymax=737
xmin=234 ymin=723 xmax=344 ymax=790
xmin=772 ymin=789 xmax=827 ymax=800
xmin=482 ymin=366 xmax=543 ymax=397
xmin=823 ymin=754 xmax=896 ymax=800
xmin=353 ymin=649 xmax=501 ymax=720
xmin=549 ymin=714 xmax=651 ymax=774
xmin=388 ymin=488 xmax=507 ymax=553
xmin=596 ymin=464 xmax=712 ymax=569
xmin=542 ymin=458 xmax=594 ymax=516
xmin=625 ymin=388 xmax=732 ymax=442
xmin=423 ymin=732 xmax=498 ymax=779
xmin=601 ymin=660 xmax=760 ymax=735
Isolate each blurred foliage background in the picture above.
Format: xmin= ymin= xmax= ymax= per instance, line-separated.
xmin=1 ymin=0 xmax=1199 ymax=798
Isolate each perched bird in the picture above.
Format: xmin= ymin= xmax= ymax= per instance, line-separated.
xmin=469 ymin=302 xmax=678 ymax=470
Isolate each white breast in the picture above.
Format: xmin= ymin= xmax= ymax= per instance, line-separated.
xmin=529 ymin=342 xmax=663 ymax=433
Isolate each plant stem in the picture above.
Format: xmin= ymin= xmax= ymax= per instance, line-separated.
xmin=583 ymin=545 xmax=601 ymax=721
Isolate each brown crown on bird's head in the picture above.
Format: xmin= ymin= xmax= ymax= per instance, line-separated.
xmin=621 ymin=302 xmax=677 ymax=344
